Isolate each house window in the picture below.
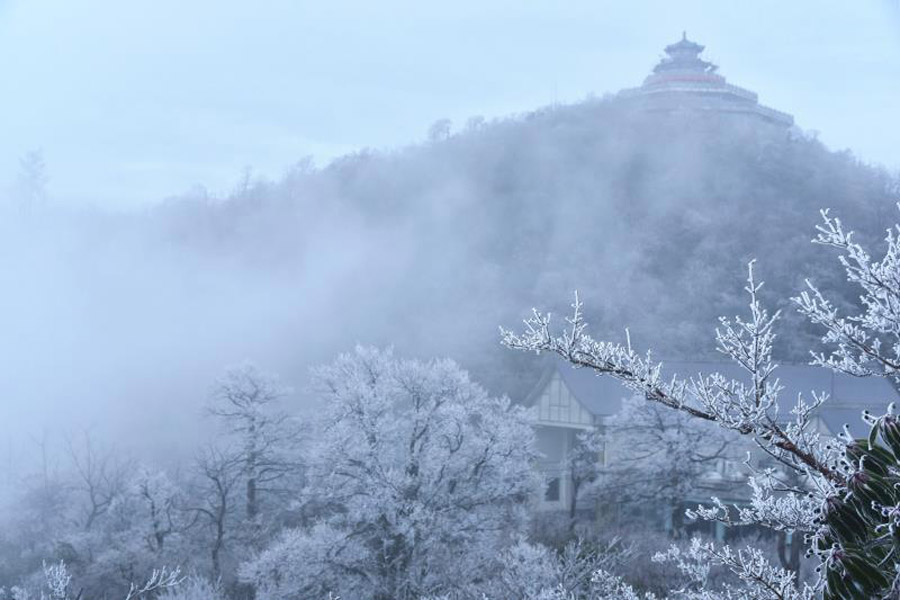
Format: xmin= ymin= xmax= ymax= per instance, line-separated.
xmin=545 ymin=477 xmax=561 ymax=502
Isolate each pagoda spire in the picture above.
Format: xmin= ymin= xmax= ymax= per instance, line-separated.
xmin=655 ymin=33 xmax=715 ymax=75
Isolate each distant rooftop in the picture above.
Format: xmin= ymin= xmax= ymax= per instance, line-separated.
xmin=529 ymin=357 xmax=898 ymax=438
xmin=618 ymin=34 xmax=794 ymax=128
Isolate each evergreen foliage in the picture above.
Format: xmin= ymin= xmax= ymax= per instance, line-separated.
xmin=818 ymin=413 xmax=900 ymax=599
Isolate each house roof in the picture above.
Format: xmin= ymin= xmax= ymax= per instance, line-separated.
xmin=529 ymin=357 xmax=900 ymax=437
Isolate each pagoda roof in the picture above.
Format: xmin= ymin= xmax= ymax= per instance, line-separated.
xmin=616 ymin=34 xmax=794 ymax=127
xmin=665 ymin=32 xmax=705 ymax=55
xmin=652 ymin=32 xmax=717 ymax=76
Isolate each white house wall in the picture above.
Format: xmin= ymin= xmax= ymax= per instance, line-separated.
xmin=532 ymin=371 xmax=599 ymax=510
xmin=535 ymin=372 xmax=595 ymax=428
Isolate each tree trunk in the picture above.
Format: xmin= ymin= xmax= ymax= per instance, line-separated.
xmin=670 ymin=502 xmax=684 ymax=539
xmin=247 ymin=476 xmax=257 ymax=519
xmin=212 ymin=506 xmax=226 ymax=578
xmin=211 ymin=540 xmax=221 ymax=580
xmin=777 ymin=530 xmax=802 ymax=583
xmin=568 ymin=479 xmax=580 ymax=534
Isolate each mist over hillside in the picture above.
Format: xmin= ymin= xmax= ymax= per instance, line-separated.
xmin=4 ymin=3 xmax=900 ymax=595
xmin=149 ymin=98 xmax=898 ymax=385
xmin=1 ymin=95 xmax=897 ymax=466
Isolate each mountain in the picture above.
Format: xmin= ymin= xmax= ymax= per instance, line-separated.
xmin=152 ymin=88 xmax=896 ymax=399
xmin=5 ymin=38 xmax=895 ymax=442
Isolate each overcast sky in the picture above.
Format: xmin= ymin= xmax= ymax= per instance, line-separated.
xmin=1 ymin=0 xmax=898 ymax=208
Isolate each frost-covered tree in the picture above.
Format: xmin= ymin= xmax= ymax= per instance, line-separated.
xmin=65 ymin=432 xmax=129 ymax=531
xmin=189 ymin=448 xmax=243 ymax=579
xmin=503 ymin=205 xmax=900 ymax=597
xmin=156 ymin=574 xmax=225 ymax=600
xmin=489 ymin=536 xmax=635 ymax=600
xmin=427 ymin=118 xmax=452 ymax=142
xmin=14 ymin=150 xmax=48 ymax=213
xmin=69 ymin=466 xmax=193 ymax=597
xmin=126 ymin=468 xmax=189 ymax=556
xmin=241 ymin=346 xmax=540 ymax=600
xmin=207 ymin=363 xmax=299 ymax=522
xmin=564 ymin=428 xmax=606 ymax=531
xmin=602 ymin=396 xmax=744 ymax=537
xmin=0 ymin=437 xmax=175 ymax=599
xmin=4 ymin=561 xmax=181 ymax=600
xmin=1 ymin=459 xmax=202 ymax=599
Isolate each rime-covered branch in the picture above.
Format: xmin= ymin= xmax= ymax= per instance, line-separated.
xmin=653 ymin=538 xmax=815 ymax=600
xmin=795 ymin=207 xmax=900 ymax=379
xmin=122 ymin=567 xmax=184 ymax=600
xmin=502 ymin=262 xmax=840 ymax=485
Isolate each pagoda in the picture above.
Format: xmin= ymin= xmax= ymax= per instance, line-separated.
xmin=618 ymin=33 xmax=794 ymax=128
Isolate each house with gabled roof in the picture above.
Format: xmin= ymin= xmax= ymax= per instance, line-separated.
xmin=525 ymin=357 xmax=900 ymax=521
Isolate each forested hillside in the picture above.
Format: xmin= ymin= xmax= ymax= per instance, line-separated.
xmin=150 ymin=96 xmax=898 ymax=398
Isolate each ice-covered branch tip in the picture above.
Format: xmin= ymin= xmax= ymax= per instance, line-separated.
xmin=653 ymin=538 xmax=815 ymax=600
xmin=42 ymin=561 xmax=71 ymax=600
xmin=500 ymin=296 xmax=712 ymax=423
xmin=23 ymin=562 xmax=182 ymax=600
xmin=123 ymin=567 xmax=183 ymax=600
xmin=501 ymin=262 xmax=841 ymax=484
xmin=794 ymin=207 xmax=900 ymax=379
xmin=714 ymin=259 xmax=780 ymax=401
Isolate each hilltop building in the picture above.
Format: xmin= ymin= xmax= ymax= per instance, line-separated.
xmin=618 ymin=33 xmax=794 ymax=129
